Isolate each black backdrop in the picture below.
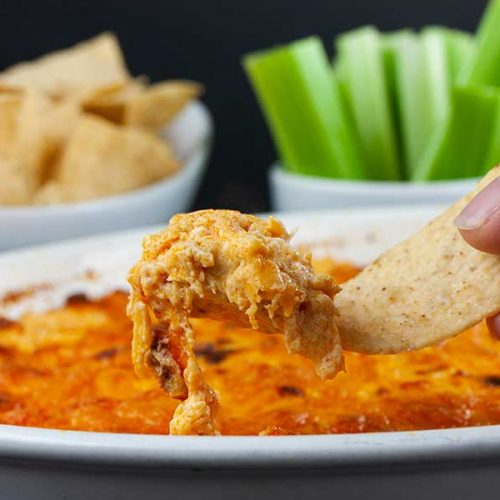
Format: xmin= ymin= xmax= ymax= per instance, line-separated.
xmin=0 ymin=0 xmax=489 ymax=212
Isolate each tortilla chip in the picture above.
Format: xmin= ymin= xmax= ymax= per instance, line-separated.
xmin=0 ymin=156 xmax=31 ymax=205
xmin=32 ymin=181 xmax=66 ymax=205
xmin=54 ymin=114 xmax=179 ymax=201
xmin=336 ymin=166 xmax=500 ymax=354
xmin=83 ymin=80 xmax=145 ymax=123
xmin=124 ymin=81 xmax=202 ymax=131
xmin=46 ymin=98 xmax=81 ymax=144
xmin=8 ymin=92 xmax=80 ymax=192
xmin=8 ymin=91 xmax=55 ymax=193
xmin=43 ymin=98 xmax=82 ymax=181
xmin=0 ymin=94 xmax=21 ymax=155
xmin=0 ymin=33 xmax=130 ymax=100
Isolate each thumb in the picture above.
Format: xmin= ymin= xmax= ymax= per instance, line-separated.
xmin=455 ymin=176 xmax=500 ymax=338
xmin=454 ymin=177 xmax=500 ymax=255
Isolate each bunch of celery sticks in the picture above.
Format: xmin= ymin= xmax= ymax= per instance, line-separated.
xmin=243 ymin=0 xmax=500 ymax=181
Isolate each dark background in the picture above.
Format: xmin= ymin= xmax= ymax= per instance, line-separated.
xmin=0 ymin=0 xmax=489 ymax=211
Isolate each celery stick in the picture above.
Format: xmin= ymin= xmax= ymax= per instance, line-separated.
xmin=483 ymin=101 xmax=500 ymax=173
xmin=413 ymin=86 xmax=500 ymax=180
xmin=381 ymin=30 xmax=412 ymax=178
xmin=460 ymin=0 xmax=500 ymax=86
xmin=384 ymin=31 xmax=420 ymax=178
xmin=243 ymin=54 xmax=299 ymax=174
xmin=381 ymin=34 xmax=399 ymax=116
xmin=262 ymin=49 xmax=331 ymax=176
xmin=335 ymin=27 xmax=402 ymax=180
xmin=445 ymin=30 xmax=475 ymax=82
xmin=245 ymin=48 xmax=334 ymax=177
xmin=243 ymin=37 xmax=363 ymax=178
xmin=394 ymin=27 xmax=477 ymax=181
xmin=284 ymin=39 xmax=364 ymax=178
xmin=417 ymin=28 xmax=452 ymax=157
xmin=384 ymin=28 xmax=452 ymax=178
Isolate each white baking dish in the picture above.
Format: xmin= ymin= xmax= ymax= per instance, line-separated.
xmin=0 ymin=206 xmax=498 ymax=500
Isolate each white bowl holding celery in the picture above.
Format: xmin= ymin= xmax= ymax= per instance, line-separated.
xmin=244 ymin=0 xmax=500 ymax=210
xmin=269 ymin=164 xmax=477 ymax=211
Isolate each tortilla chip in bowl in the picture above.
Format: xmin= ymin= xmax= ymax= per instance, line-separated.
xmin=0 ymin=34 xmax=213 ymax=250
xmin=0 ymin=100 xmax=212 ymax=251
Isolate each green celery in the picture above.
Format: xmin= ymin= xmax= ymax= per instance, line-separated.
xmin=460 ymin=0 xmax=500 ymax=86
xmin=383 ymin=31 xmax=420 ymax=178
xmin=483 ymin=101 xmax=500 ymax=173
xmin=243 ymin=37 xmax=363 ymax=178
xmin=415 ymin=0 xmax=500 ymax=181
xmin=243 ymin=53 xmax=299 ymax=174
xmin=413 ymin=86 xmax=500 ymax=180
xmin=285 ymin=39 xmax=364 ymax=178
xmin=415 ymin=28 xmax=453 ymax=168
xmin=445 ymin=30 xmax=475 ymax=81
xmin=381 ymin=30 xmax=412 ymax=178
xmin=383 ymin=28 xmax=453 ymax=179
xmin=335 ymin=26 xmax=402 ymax=180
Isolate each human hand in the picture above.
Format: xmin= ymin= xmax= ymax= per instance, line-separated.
xmin=455 ymin=177 xmax=500 ymax=337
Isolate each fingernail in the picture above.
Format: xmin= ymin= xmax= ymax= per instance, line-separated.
xmin=454 ymin=178 xmax=500 ymax=230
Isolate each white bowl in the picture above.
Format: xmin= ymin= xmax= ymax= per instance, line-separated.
xmin=0 ymin=101 xmax=213 ymax=251
xmin=270 ymin=163 xmax=478 ymax=211
xmin=0 ymin=206 xmax=500 ymax=499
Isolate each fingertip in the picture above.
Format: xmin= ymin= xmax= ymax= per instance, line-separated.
xmin=455 ymin=177 xmax=500 ymax=254
xmin=458 ymin=209 xmax=500 ymax=255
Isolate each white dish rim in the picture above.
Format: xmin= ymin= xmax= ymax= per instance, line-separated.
xmin=1 ymin=424 xmax=499 ymax=468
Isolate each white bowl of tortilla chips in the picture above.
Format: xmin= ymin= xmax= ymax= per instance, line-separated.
xmin=0 ymin=33 xmax=212 ymax=251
